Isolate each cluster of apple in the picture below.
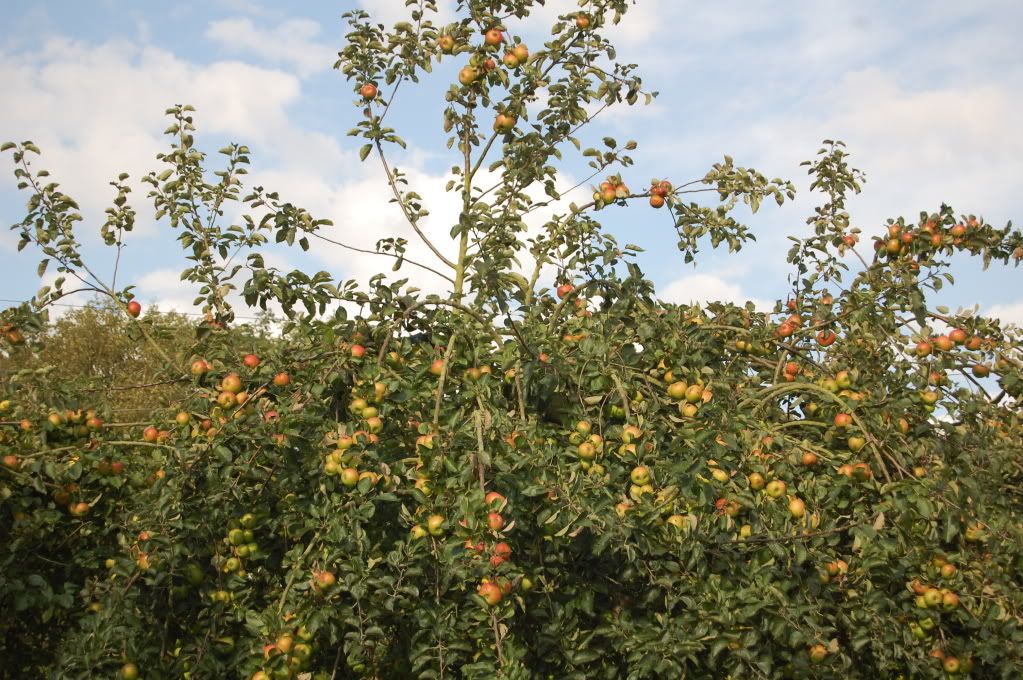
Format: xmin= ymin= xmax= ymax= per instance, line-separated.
xmin=221 ymin=512 xmax=262 ymax=576
xmin=914 ymin=327 xmax=995 ymax=377
xmin=591 ymin=176 xmax=630 ymax=207
xmin=453 ymin=26 xmax=524 ymax=91
xmin=873 ymin=217 xmax=980 ymax=263
xmin=251 ymin=625 xmax=317 ymax=680
xmin=745 ymin=473 xmax=806 ymax=520
xmin=648 ymin=179 xmax=672 ymax=208
xmin=664 ymin=375 xmax=712 ymax=418
xmin=7 ymin=404 xmax=105 ymax=444
xmin=816 ymin=557 xmax=850 ymax=585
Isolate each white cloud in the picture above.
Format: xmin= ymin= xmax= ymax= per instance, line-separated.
xmin=658 ymin=272 xmax=771 ymax=311
xmin=205 ymin=17 xmax=336 ymax=77
xmin=988 ymin=301 xmax=1023 ymax=328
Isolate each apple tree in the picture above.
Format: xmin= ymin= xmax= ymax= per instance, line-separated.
xmin=2 ymin=1 xmax=1022 ymax=678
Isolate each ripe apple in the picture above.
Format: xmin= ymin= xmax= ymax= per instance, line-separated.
xmin=923 ymin=587 xmax=943 ymax=608
xmin=943 ymin=656 xmax=960 ymax=674
xmin=915 ymin=341 xmax=932 ymax=357
xmin=221 ymin=373 xmax=243 ymax=394
xmin=748 ymin=472 xmax=766 ymax=490
xmin=512 ymin=44 xmax=528 ymax=62
xmin=494 ymin=113 xmax=517 ymax=133
xmin=575 ymin=14 xmax=591 ymax=29
xmin=941 ymin=592 xmax=959 ymax=609
xmin=410 ymin=525 xmax=427 ymax=539
xmin=121 ymin=663 xmax=140 ymax=680
xmin=816 ymin=330 xmax=837 ymax=346
xmin=949 ymin=328 xmax=967 ymax=344
xmin=350 ymin=344 xmax=366 ymax=359
xmin=427 ymin=514 xmax=445 ymax=536
xmin=765 ymin=480 xmax=786 ymax=498
xmin=359 ymin=83 xmax=378 ymax=100
xmin=483 ymin=28 xmax=503 ymax=46
xmin=852 ymin=462 xmax=872 ymax=481
xmin=458 ymin=66 xmax=478 ymax=86
xmin=487 ymin=512 xmax=505 ymax=531
xmin=801 ymin=451 xmax=818 ymax=466
xmin=808 ymin=644 xmax=828 ymax=664
xmin=314 ymin=570 xmax=336 ymax=589
xmin=630 ymin=465 xmax=651 ymax=486
xmin=485 ymin=491 xmax=506 ymax=508
xmin=556 ymin=283 xmax=574 ymax=299
xmin=666 ymin=381 xmax=687 ymax=400
xmin=971 ymin=363 xmax=990 ymax=377
xmin=788 ymin=497 xmax=806 ymax=518
xmin=649 ymin=195 xmax=665 ymax=208
xmin=711 ymin=468 xmax=729 ymax=483
xmin=920 ymin=390 xmax=939 ymax=405
xmin=933 ymin=335 xmax=953 ymax=351
xmin=847 ymin=436 xmax=866 ymax=452
xmin=191 ymin=359 xmax=210 ymax=375
xmin=429 ymin=359 xmax=445 ymax=376
xmin=69 ymin=501 xmax=90 ymax=517
xmin=2 ymin=454 xmax=19 ymax=469
xmin=126 ymin=301 xmax=142 ymax=318
xmin=478 ymin=581 xmax=503 ymax=606
xmin=438 ymin=35 xmax=455 ymax=53
xmin=684 ymin=384 xmax=704 ymax=403
xmin=142 ymin=426 xmax=159 ymax=443
xmin=340 ymin=467 xmax=359 ymax=487
xmin=241 ymin=354 xmax=260 ymax=369
xmin=666 ymin=514 xmax=687 ymax=529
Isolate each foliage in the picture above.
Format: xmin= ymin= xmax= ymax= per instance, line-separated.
xmin=2 ymin=1 xmax=1023 ymax=678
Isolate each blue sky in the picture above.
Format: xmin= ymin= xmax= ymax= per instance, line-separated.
xmin=1 ymin=0 xmax=1021 ymax=324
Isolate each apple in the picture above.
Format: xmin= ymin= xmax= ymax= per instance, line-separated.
xmin=191 ymin=359 xmax=210 ymax=375
xmin=833 ymin=413 xmax=852 ymax=429
xmin=622 ymin=425 xmax=642 ymax=443
xmin=438 ymin=35 xmax=455 ymax=53
xmin=788 ymin=497 xmax=806 ymax=518
xmin=934 ymin=335 xmax=953 ymax=351
xmin=575 ymin=14 xmax=591 ymax=29
xmin=512 ymin=44 xmax=528 ymax=62
xmin=920 ymin=390 xmax=939 ymax=405
xmin=340 ymin=467 xmax=359 ymax=488
xmin=359 ymin=83 xmax=378 ymax=100
xmin=915 ymin=341 xmax=932 ymax=357
xmin=126 ymin=301 xmax=142 ymax=318
xmin=427 ymin=514 xmax=445 ymax=536
xmin=666 ymin=381 xmax=687 ymax=400
xmin=175 ymin=411 xmax=190 ymax=426
xmin=666 ymin=514 xmax=687 ymax=529
xmin=143 ymin=426 xmax=159 ymax=443
xmin=801 ymin=451 xmax=818 ymax=466
xmin=630 ymin=466 xmax=651 ymax=486
xmin=852 ymin=463 xmax=872 ymax=481
xmin=847 ymin=436 xmax=866 ymax=452
xmin=556 ymin=283 xmax=574 ymax=299
xmin=684 ymin=384 xmax=704 ymax=403
xmin=711 ymin=468 xmax=729 ymax=483
xmin=923 ymin=587 xmax=943 ymax=608
xmin=478 ymin=581 xmax=503 ymax=606
xmin=458 ymin=67 xmax=478 ymax=86
xmin=649 ymin=195 xmax=665 ymax=208
xmin=314 ymin=570 xmax=336 ymax=590
xmin=808 ymin=644 xmax=828 ymax=664
xmin=485 ymin=491 xmax=506 ymax=509
xmin=943 ymin=656 xmax=960 ymax=674
xmin=2 ymin=454 xmax=19 ymax=469
xmin=494 ymin=113 xmax=517 ymax=133
xmin=69 ymin=502 xmax=90 ymax=517
xmin=220 ymin=373 xmax=243 ymax=394
xmin=765 ymin=480 xmax=786 ymax=498
xmin=487 ymin=512 xmax=505 ymax=531
xmin=121 ymin=662 xmax=140 ymax=680
xmin=816 ymin=330 xmax=837 ymax=346
xmin=748 ymin=472 xmax=766 ymax=490
xmin=350 ymin=344 xmax=366 ymax=359
xmin=483 ymin=28 xmax=503 ymax=46
xmin=949 ymin=328 xmax=967 ymax=345
xmin=940 ymin=563 xmax=957 ymax=578
xmin=971 ymin=363 xmax=990 ymax=377
xmin=941 ymin=592 xmax=959 ymax=609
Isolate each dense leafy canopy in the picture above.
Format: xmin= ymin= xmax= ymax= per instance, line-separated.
xmin=2 ymin=1 xmax=1022 ymax=678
